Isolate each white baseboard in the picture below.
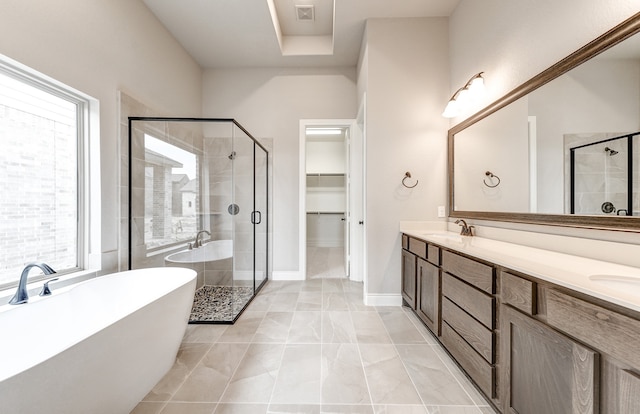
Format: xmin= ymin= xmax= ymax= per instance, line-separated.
xmin=271 ymin=271 xmax=304 ymax=281
xmin=364 ymin=293 xmax=402 ymax=307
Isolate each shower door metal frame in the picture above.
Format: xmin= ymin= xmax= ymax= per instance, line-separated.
xmin=127 ymin=117 xmax=269 ymax=324
xmin=569 ymin=132 xmax=635 ymax=215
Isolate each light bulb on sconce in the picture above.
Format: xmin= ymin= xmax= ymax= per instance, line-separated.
xmin=441 ymin=98 xmax=460 ymax=118
xmin=442 ymin=72 xmax=485 ymax=118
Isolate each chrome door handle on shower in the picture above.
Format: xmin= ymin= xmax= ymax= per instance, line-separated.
xmin=251 ymin=211 xmax=262 ymax=224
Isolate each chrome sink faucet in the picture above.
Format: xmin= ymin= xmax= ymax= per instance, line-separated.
xmin=455 ymin=219 xmax=475 ymax=237
xmin=190 ymin=230 xmax=211 ymax=249
xmin=9 ymin=262 xmax=57 ymax=305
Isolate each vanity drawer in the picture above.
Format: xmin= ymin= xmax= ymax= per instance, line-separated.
xmin=501 ymin=271 xmax=537 ymax=315
xmin=546 ymin=288 xmax=640 ymax=368
xmin=402 ymin=234 xmax=409 ymax=250
xmin=442 ymin=321 xmax=495 ymax=398
xmin=442 ymin=272 xmax=494 ymax=329
xmin=427 ymin=244 xmax=440 ymax=266
xmin=408 ymin=237 xmax=427 ymax=259
xmin=442 ymin=297 xmax=494 ymax=363
xmin=442 ymin=250 xmax=494 ymax=294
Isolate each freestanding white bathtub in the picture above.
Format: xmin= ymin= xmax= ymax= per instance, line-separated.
xmin=0 ymin=267 xmax=196 ymax=414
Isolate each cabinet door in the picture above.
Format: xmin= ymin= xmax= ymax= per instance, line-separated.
xmin=502 ymin=305 xmax=599 ymax=414
xmin=601 ymin=358 xmax=640 ymax=414
xmin=401 ymin=249 xmax=417 ymax=309
xmin=417 ymin=258 xmax=439 ymax=335
xmin=615 ymin=368 xmax=640 ymax=414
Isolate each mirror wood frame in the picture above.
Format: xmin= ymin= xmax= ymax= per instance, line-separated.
xmin=448 ymin=12 xmax=640 ymax=232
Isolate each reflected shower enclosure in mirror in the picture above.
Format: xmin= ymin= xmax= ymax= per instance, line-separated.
xmin=448 ymin=12 xmax=640 ymax=230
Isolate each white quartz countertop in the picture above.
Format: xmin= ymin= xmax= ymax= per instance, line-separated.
xmin=402 ymin=228 xmax=640 ymax=314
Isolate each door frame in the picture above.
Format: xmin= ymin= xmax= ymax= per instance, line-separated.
xmin=299 ymin=118 xmax=358 ymax=280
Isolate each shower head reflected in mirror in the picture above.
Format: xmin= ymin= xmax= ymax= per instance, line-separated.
xmin=604 ymin=147 xmax=619 ymax=156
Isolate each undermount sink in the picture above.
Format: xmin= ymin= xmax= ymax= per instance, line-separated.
xmin=589 ymin=274 xmax=640 ymax=289
xmin=422 ymin=233 xmax=464 ymax=243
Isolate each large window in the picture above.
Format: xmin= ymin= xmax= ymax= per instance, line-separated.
xmin=144 ymin=134 xmax=198 ymax=250
xmin=0 ymin=62 xmax=90 ymax=287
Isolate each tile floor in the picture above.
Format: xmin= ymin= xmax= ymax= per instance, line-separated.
xmin=307 ymin=247 xmax=346 ymax=279
xmin=130 ymin=278 xmax=498 ymax=414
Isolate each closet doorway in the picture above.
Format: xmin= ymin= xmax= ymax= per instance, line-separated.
xmin=299 ymin=119 xmax=362 ymax=280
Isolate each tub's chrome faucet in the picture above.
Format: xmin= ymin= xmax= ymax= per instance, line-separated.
xmin=9 ymin=262 xmax=57 ymax=305
xmin=192 ymin=230 xmax=211 ymax=249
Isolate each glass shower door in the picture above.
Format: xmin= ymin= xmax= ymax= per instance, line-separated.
xmin=254 ymin=142 xmax=269 ymax=290
xmin=230 ymin=125 xmax=255 ymax=319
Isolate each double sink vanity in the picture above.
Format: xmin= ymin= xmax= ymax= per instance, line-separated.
xmin=401 ymin=226 xmax=640 ymax=413
xmin=414 ymin=11 xmax=640 ymax=413
xmin=406 ymin=12 xmax=640 ymax=413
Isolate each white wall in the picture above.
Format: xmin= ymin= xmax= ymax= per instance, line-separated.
xmin=306 ymin=140 xmax=346 ymax=174
xmin=449 ymin=1 xmax=640 ymax=120
xmin=0 ymin=0 xmax=203 ymax=273
xmin=202 ymin=67 xmax=357 ymax=275
xmin=358 ymin=18 xmax=450 ymax=298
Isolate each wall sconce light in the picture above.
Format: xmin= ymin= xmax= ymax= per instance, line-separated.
xmin=442 ymin=72 xmax=485 ymax=118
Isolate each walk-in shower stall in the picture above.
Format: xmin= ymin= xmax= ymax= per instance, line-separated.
xmin=128 ymin=117 xmax=270 ymax=323
xmin=570 ymin=132 xmax=639 ymax=216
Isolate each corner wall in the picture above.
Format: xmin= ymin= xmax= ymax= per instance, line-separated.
xmin=358 ymin=18 xmax=450 ymax=299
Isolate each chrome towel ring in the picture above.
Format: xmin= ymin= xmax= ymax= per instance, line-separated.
xmin=483 ymin=171 xmax=501 ymax=188
xmin=402 ymin=171 xmax=418 ymax=188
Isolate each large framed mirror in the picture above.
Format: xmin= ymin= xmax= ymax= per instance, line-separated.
xmin=448 ymin=12 xmax=640 ymax=231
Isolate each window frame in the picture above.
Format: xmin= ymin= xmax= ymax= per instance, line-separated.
xmin=0 ymin=55 xmax=101 ymax=294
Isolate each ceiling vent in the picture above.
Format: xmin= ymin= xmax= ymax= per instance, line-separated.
xmin=295 ymin=5 xmax=315 ymax=21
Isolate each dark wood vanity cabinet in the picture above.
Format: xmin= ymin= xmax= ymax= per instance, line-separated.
xmin=440 ymin=250 xmax=498 ymax=400
xmin=545 ymin=288 xmax=640 ymax=414
xmin=500 ymin=270 xmax=640 ymax=414
xmin=401 ymin=233 xmax=640 ymax=413
xmin=401 ymin=248 xmax=417 ymax=308
xmin=501 ymin=304 xmax=598 ymax=414
xmin=401 ymin=235 xmax=440 ymax=335
xmin=416 ymin=246 xmax=440 ymax=335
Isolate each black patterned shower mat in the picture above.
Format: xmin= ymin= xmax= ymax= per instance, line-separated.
xmin=189 ymin=285 xmax=254 ymax=322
